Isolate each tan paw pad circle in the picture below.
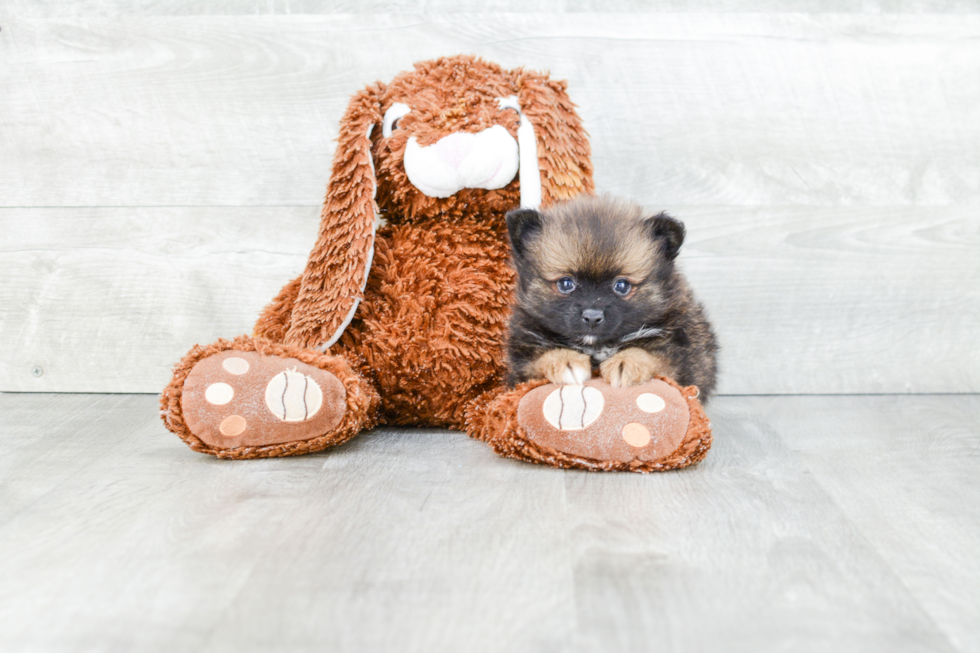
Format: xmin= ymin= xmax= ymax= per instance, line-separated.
xmin=622 ymin=422 xmax=652 ymax=448
xmin=542 ymin=385 xmax=604 ymax=431
xmin=265 ymin=370 xmax=323 ymax=422
xmin=205 ymin=382 xmax=234 ymax=405
xmin=219 ymin=415 xmax=247 ymax=436
xmin=222 ymin=357 xmax=250 ymax=375
xmin=636 ymin=393 xmax=666 ymax=413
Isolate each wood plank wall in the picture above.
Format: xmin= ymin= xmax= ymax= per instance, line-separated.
xmin=1 ymin=2 xmax=978 ymax=394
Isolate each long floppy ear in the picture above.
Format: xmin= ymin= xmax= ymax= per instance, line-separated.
xmin=284 ymin=83 xmax=384 ymax=350
xmin=511 ymin=70 xmax=594 ymax=207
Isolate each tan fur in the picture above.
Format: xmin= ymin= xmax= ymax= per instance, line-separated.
xmin=506 ymin=194 xmax=717 ymax=397
xmin=600 ymin=347 xmax=675 ymax=388
xmin=163 ymin=58 xmax=709 ymax=471
xmin=529 ymin=348 xmax=592 ymax=385
xmin=531 ymin=195 xmax=655 ymax=282
xmin=165 ymin=56 xmax=600 ymax=449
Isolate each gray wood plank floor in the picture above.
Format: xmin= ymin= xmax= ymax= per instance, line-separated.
xmin=1 ymin=393 xmax=976 ymax=653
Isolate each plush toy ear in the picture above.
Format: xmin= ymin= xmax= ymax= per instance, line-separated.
xmin=505 ymin=208 xmax=544 ymax=259
xmin=511 ymin=70 xmax=594 ymax=207
xmin=284 ymin=83 xmax=384 ymax=350
xmin=645 ymin=212 xmax=686 ymax=260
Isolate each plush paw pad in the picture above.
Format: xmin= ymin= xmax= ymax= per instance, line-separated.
xmin=265 ymin=370 xmax=324 ymax=422
xmin=541 ymin=385 xmax=605 ymax=430
xmin=181 ymin=350 xmax=346 ymax=450
xmin=517 ymin=379 xmax=690 ymax=463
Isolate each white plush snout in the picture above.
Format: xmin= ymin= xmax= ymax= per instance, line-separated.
xmin=404 ymin=125 xmax=519 ymax=199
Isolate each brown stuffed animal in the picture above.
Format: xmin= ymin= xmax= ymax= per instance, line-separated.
xmin=160 ymin=55 xmax=711 ymax=472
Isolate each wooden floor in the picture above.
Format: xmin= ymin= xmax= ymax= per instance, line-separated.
xmin=0 ymin=393 xmax=977 ymax=652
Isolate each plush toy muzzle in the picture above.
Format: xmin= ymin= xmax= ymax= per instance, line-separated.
xmin=398 ymin=95 xmax=542 ymax=207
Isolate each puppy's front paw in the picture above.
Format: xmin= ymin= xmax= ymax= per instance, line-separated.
xmin=600 ymin=348 xmax=671 ymax=388
xmin=531 ymin=349 xmax=592 ymax=385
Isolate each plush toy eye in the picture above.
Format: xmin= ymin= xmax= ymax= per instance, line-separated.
xmin=556 ymin=277 xmax=576 ymax=294
xmin=613 ymin=279 xmax=632 ymax=296
xmin=382 ymin=103 xmax=411 ymax=138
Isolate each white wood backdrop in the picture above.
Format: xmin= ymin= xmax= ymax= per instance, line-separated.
xmin=1 ymin=3 xmax=978 ymax=394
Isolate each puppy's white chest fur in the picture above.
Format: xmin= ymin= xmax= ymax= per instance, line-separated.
xmin=578 ymin=344 xmax=620 ymax=362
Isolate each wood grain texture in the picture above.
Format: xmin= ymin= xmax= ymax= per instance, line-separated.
xmin=1 ymin=8 xmax=979 ymax=395
xmin=0 ymin=207 xmax=318 ymax=393
xmin=0 ymin=392 xmax=977 ymax=651
xmin=764 ymin=394 xmax=980 ymax=653
xmin=678 ymin=205 xmax=980 ymax=395
xmin=2 ymin=205 xmax=976 ymax=394
xmin=564 ymin=395 xmax=971 ymax=652
xmin=1 ymin=13 xmax=979 ymax=207
xmin=2 ymin=0 xmax=977 ymax=16
xmin=0 ymin=394 xmax=574 ymax=653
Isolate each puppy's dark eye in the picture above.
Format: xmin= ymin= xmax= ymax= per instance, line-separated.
xmin=613 ymin=279 xmax=632 ymax=296
xmin=556 ymin=277 xmax=576 ymax=294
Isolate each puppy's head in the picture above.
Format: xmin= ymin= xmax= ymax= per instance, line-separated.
xmin=506 ymin=195 xmax=685 ymax=344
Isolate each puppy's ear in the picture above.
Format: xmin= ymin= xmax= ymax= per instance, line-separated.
xmin=645 ymin=212 xmax=686 ymax=260
xmin=506 ymin=208 xmax=544 ymax=259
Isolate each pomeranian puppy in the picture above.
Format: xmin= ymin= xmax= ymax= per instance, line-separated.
xmin=505 ymin=195 xmax=718 ymax=399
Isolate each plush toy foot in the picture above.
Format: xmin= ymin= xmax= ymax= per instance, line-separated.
xmin=181 ymin=349 xmax=347 ymax=449
xmin=468 ymin=377 xmax=711 ymax=472
xmin=161 ymin=336 xmax=380 ymax=459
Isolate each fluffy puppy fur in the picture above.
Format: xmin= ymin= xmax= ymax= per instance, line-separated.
xmin=505 ymin=195 xmax=718 ymax=399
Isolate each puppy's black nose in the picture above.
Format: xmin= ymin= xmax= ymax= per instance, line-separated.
xmin=582 ymin=309 xmax=604 ymax=328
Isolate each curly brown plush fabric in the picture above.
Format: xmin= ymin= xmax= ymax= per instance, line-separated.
xmin=285 ymin=85 xmax=384 ymax=350
xmin=161 ymin=55 xmax=711 ymax=470
xmin=252 ymin=56 xmax=593 ymax=430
